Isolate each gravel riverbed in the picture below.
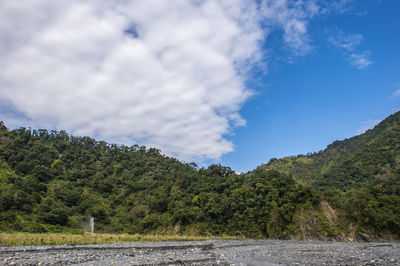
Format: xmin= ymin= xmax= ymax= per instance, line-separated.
xmin=1 ymin=239 xmax=400 ymax=265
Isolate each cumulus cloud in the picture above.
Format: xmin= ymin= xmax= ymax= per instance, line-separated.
xmin=0 ymin=0 xmax=328 ymax=161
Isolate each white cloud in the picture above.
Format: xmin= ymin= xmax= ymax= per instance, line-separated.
xmin=328 ymin=32 xmax=363 ymax=51
xmin=349 ymin=51 xmax=373 ymax=69
xmin=327 ymin=29 xmax=372 ymax=69
xmin=329 ymin=0 xmax=356 ymax=14
xmin=393 ymin=82 xmax=400 ymax=98
xmin=260 ymin=0 xmax=317 ymax=55
xmin=0 ymin=0 xmax=331 ymax=161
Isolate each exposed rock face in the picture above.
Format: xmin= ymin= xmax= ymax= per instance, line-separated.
xmin=292 ymin=201 xmax=396 ymax=242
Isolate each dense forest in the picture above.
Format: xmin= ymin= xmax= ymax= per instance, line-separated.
xmin=1 ymin=110 xmax=400 ymax=240
xmin=259 ymin=111 xmax=400 ymax=193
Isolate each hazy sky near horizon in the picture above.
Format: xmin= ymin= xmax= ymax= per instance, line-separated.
xmin=1 ymin=0 xmax=399 ymax=172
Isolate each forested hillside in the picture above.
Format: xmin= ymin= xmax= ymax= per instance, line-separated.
xmin=0 ymin=122 xmax=318 ymax=238
xmin=258 ymin=110 xmax=400 ymax=193
xmin=1 ymin=111 xmax=400 ymax=240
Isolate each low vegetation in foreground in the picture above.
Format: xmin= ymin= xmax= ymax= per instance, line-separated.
xmin=0 ymin=232 xmax=240 ymax=246
xmin=0 ymin=110 xmax=400 ymax=242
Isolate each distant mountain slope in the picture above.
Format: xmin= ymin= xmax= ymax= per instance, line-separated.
xmin=257 ymin=110 xmax=400 ymax=192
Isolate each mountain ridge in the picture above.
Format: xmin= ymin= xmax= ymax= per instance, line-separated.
xmin=0 ymin=111 xmax=400 ymax=240
xmin=256 ymin=110 xmax=400 ymax=192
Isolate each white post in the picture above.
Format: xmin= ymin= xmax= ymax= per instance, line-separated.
xmin=90 ymin=217 xmax=94 ymax=234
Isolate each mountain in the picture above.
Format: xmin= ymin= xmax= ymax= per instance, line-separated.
xmin=0 ymin=122 xmax=318 ymax=238
xmin=1 ymin=110 xmax=400 ymax=240
xmin=257 ymin=110 xmax=400 ymax=193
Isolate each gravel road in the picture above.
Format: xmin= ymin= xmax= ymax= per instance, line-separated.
xmin=1 ymin=239 xmax=400 ymax=265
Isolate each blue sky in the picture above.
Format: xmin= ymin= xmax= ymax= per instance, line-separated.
xmin=0 ymin=0 xmax=399 ymax=173
xmin=222 ymin=0 xmax=400 ymax=172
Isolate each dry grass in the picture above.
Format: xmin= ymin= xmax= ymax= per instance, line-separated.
xmin=0 ymin=233 xmax=241 ymax=246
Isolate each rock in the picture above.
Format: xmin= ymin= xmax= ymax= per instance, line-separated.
xmin=1 ymin=240 xmax=400 ymax=265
